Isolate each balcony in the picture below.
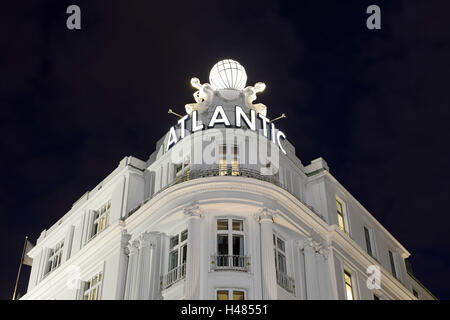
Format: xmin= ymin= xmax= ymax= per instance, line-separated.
xmin=127 ymin=165 xmax=325 ymax=224
xmin=211 ymin=255 xmax=250 ymax=272
xmin=161 ymin=263 xmax=186 ymax=290
xmin=276 ymin=270 xmax=295 ymax=294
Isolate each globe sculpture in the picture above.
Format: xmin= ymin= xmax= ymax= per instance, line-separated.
xmin=209 ymin=59 xmax=247 ymax=91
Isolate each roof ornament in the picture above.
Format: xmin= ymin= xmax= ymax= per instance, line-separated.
xmin=184 ymin=59 xmax=267 ymax=116
xmin=243 ymin=82 xmax=267 ymax=117
xmin=185 ymin=77 xmax=214 ymax=115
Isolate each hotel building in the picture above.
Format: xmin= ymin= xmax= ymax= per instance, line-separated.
xmin=21 ymin=60 xmax=435 ymax=300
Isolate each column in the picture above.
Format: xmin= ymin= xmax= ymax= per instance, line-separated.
xmin=135 ymin=232 xmax=153 ymax=299
xmin=303 ymin=240 xmax=320 ymax=299
xmin=148 ymin=232 xmax=162 ymax=300
xmin=115 ymin=230 xmax=131 ymax=300
xmin=124 ymin=240 xmax=139 ymax=300
xmin=257 ymin=207 xmax=277 ymax=300
xmin=294 ymin=240 xmax=307 ymax=300
xmin=184 ymin=203 xmax=202 ymax=300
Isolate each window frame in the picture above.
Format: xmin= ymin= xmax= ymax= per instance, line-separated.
xmin=343 ymin=269 xmax=356 ymax=300
xmin=168 ymin=229 xmax=188 ymax=272
xmin=175 ymin=157 xmax=191 ymax=180
xmin=83 ymin=270 xmax=104 ymax=300
xmin=218 ymin=144 xmax=240 ymax=176
xmin=44 ymin=239 xmax=65 ymax=277
xmin=363 ymin=226 xmax=377 ymax=259
xmin=273 ymin=234 xmax=287 ymax=275
xmin=216 ymin=218 xmax=245 ymax=258
xmin=216 ymin=288 xmax=246 ymax=300
xmin=90 ymin=200 xmax=111 ymax=240
xmin=335 ymin=196 xmax=349 ymax=234
xmin=388 ymin=250 xmax=398 ymax=279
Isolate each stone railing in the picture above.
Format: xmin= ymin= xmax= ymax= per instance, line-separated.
xmin=276 ymin=270 xmax=295 ymax=294
xmin=160 ymin=263 xmax=186 ymax=290
xmin=210 ymin=255 xmax=251 ymax=272
xmin=127 ymin=165 xmax=324 ymax=222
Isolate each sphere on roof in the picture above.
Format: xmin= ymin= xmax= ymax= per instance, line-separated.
xmin=209 ymin=59 xmax=247 ymax=91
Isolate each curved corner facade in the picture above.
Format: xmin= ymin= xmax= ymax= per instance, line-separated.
xmin=21 ymin=62 xmax=435 ymax=300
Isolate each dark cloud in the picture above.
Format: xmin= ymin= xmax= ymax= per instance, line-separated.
xmin=1 ymin=0 xmax=449 ymax=299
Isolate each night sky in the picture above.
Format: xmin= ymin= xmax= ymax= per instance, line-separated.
xmin=1 ymin=0 xmax=449 ymax=299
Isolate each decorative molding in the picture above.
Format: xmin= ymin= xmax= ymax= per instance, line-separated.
xmin=120 ymin=230 xmax=131 ymax=255
xmin=183 ymin=202 xmax=202 ymax=219
xmin=127 ymin=240 xmax=139 ymax=257
xmin=139 ymin=232 xmax=153 ymax=248
xmin=254 ymin=207 xmax=278 ymax=222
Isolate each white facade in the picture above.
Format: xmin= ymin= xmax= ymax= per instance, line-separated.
xmin=22 ymin=61 xmax=434 ymax=300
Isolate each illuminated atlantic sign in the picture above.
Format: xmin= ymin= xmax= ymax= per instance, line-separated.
xmin=166 ymin=105 xmax=287 ymax=154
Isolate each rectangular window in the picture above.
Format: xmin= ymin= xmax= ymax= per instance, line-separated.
xmin=219 ymin=145 xmax=227 ymax=176
xmin=181 ymin=244 xmax=187 ymax=264
xmin=336 ymin=198 xmax=347 ymax=233
xmin=344 ymin=270 xmax=354 ymax=300
xmin=232 ymin=219 xmax=243 ymax=231
xmin=83 ymin=271 xmax=103 ymax=300
xmin=217 ymin=219 xmax=228 ymax=231
xmin=91 ymin=200 xmax=111 ymax=239
xmin=168 ymin=229 xmax=188 ymax=271
xmin=389 ymin=250 xmax=397 ymax=279
xmin=217 ymin=235 xmax=229 ymax=256
xmin=168 ymin=250 xmax=179 ymax=270
xmin=273 ymin=235 xmax=287 ymax=274
xmin=232 ymin=235 xmax=244 ymax=256
xmin=170 ymin=235 xmax=179 ymax=249
xmin=180 ymin=229 xmax=188 ymax=242
xmin=218 ymin=145 xmax=239 ymax=176
xmin=175 ymin=158 xmax=191 ymax=182
xmin=364 ymin=226 xmax=373 ymax=257
xmin=413 ymin=289 xmax=419 ymax=299
xmin=216 ymin=218 xmax=245 ymax=268
xmin=216 ymin=289 xmax=245 ymax=300
xmin=217 ymin=290 xmax=229 ymax=300
xmin=45 ymin=239 xmax=64 ymax=276
xmin=232 ymin=145 xmax=240 ymax=176
xmin=373 ymin=294 xmax=380 ymax=300
xmin=233 ymin=290 xmax=245 ymax=300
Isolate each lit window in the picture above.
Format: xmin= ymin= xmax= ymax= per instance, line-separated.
xmin=232 ymin=220 xmax=243 ymax=231
xmin=45 ymin=239 xmax=64 ymax=276
xmin=83 ymin=271 xmax=103 ymax=300
xmin=216 ymin=289 xmax=245 ymax=300
xmin=217 ymin=219 xmax=228 ymax=231
xmin=218 ymin=145 xmax=239 ymax=176
xmin=175 ymin=163 xmax=183 ymax=174
xmin=389 ymin=250 xmax=397 ymax=279
xmin=231 ymin=145 xmax=239 ymax=176
xmin=216 ymin=219 xmax=244 ymax=268
xmin=344 ymin=270 xmax=355 ymax=300
xmin=233 ymin=290 xmax=245 ymax=300
xmin=175 ymin=158 xmax=191 ymax=182
xmin=91 ymin=200 xmax=111 ymax=239
xmin=217 ymin=290 xmax=229 ymax=300
xmin=336 ymin=198 xmax=347 ymax=233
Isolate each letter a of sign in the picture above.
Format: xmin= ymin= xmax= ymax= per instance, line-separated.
xmin=366 ymin=5 xmax=381 ymax=30
xmin=66 ymin=5 xmax=81 ymax=30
